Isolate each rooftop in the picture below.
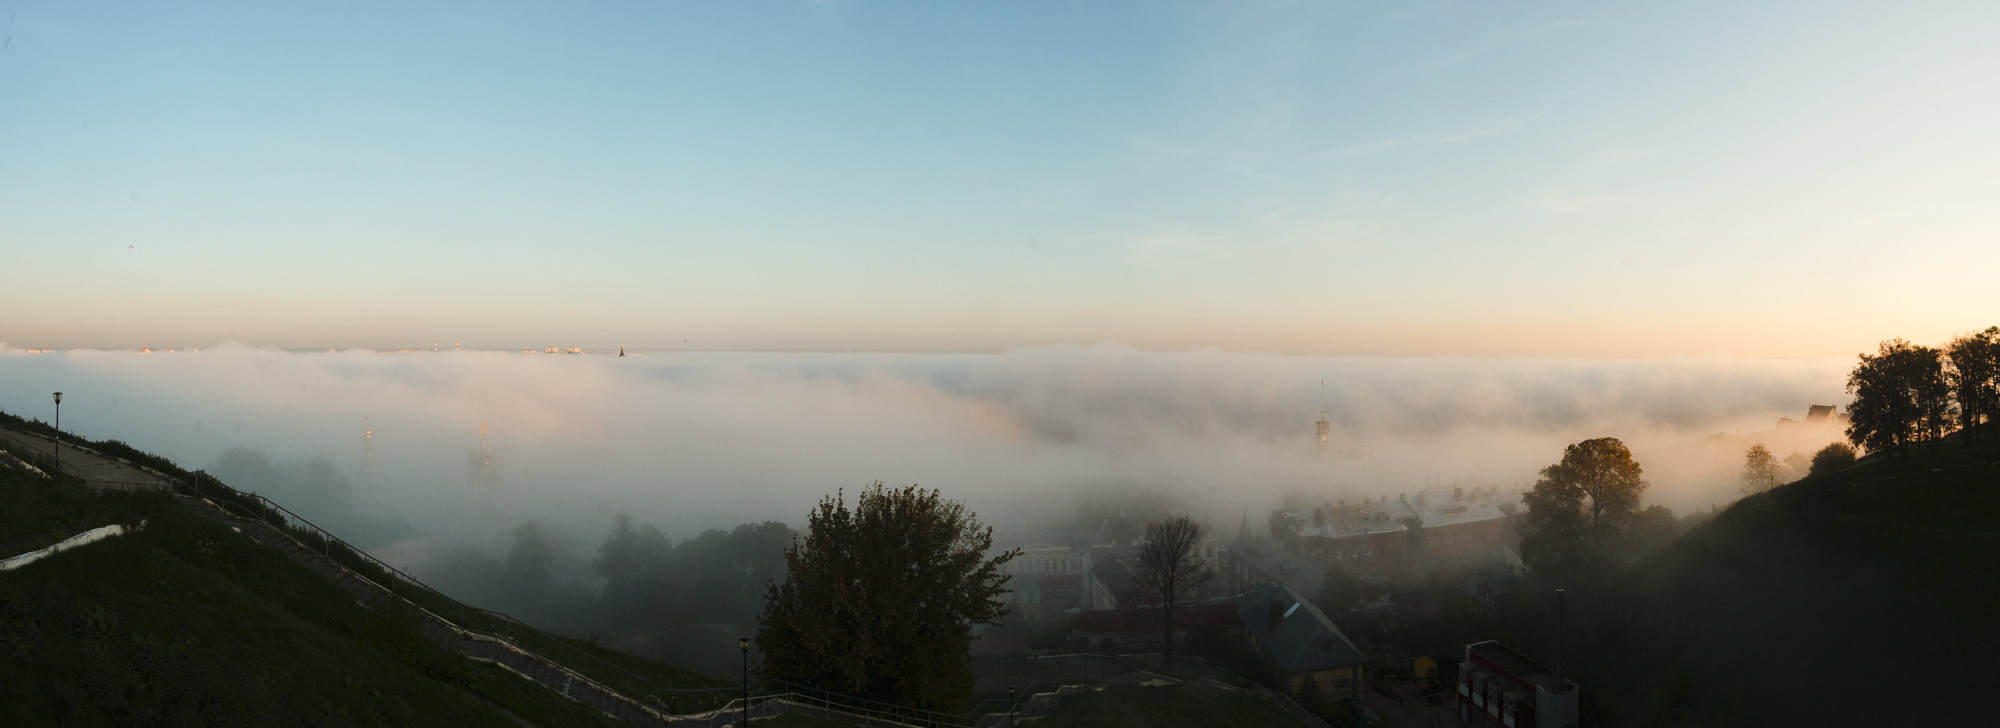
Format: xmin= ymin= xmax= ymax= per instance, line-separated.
xmin=1468 ymin=641 xmax=1573 ymax=693
xmin=1238 ymin=582 xmax=1367 ymax=674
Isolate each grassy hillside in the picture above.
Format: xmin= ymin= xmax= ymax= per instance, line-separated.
xmin=0 ymin=447 xmax=727 ymax=725
xmin=1 ymin=407 xmax=731 ymax=709
xmin=1576 ymin=426 xmax=1998 ymax=726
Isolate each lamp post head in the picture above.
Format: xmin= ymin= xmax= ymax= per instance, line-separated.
xmin=53 ymin=392 xmax=62 ymax=405
xmin=738 ymin=636 xmax=751 ymax=652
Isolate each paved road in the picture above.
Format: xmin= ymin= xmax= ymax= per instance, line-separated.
xmin=0 ymin=428 xmax=175 ymax=490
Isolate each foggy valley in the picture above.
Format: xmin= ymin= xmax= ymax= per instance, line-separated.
xmin=5 ymin=2 xmax=1995 ymax=725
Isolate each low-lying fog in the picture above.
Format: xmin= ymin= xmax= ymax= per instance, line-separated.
xmin=1 ymin=344 xmax=1848 ymax=549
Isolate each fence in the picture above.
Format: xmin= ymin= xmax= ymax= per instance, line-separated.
xmin=193 ymin=478 xmax=740 ymax=713
xmin=0 ymin=428 xmax=77 ymax=478
xmin=0 ymin=428 xmax=173 ymax=493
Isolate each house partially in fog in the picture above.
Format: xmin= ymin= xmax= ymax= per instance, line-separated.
xmin=1084 ymin=548 xmax=1137 ymax=611
xmin=1247 ymin=487 xmax=1518 ymax=587
xmin=1458 ymin=640 xmax=1580 ymax=728
xmin=1239 ymin=582 xmax=1368 ymax=700
xmin=1003 ymin=545 xmax=1085 ymax=641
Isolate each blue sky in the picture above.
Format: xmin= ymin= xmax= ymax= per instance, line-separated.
xmin=3 ymin=0 xmax=1995 ymax=354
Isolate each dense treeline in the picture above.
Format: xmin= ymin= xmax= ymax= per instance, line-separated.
xmin=1846 ymin=326 xmax=1999 ymax=453
xmin=424 ymin=514 xmax=794 ymax=675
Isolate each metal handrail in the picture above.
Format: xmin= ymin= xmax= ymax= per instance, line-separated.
xmin=4 ymin=421 xmax=977 ymax=725
xmin=0 ymin=420 xmax=723 ymax=709
xmin=0 ymin=429 xmax=83 ymax=477
xmin=227 ymin=488 xmax=712 ymax=706
xmin=37 ymin=441 xmax=715 ymax=716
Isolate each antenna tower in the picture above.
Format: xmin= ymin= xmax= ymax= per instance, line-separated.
xmin=1316 ymin=378 xmax=1331 ymax=444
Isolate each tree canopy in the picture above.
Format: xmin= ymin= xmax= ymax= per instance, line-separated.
xmin=1520 ymin=437 xmax=1648 ymax=575
xmin=1945 ymin=327 xmax=2000 ymax=436
xmin=1808 ymin=442 xmax=1857 ymax=476
xmin=757 ymin=483 xmax=1016 ymax=712
xmin=1846 ymin=339 xmax=1954 ymax=454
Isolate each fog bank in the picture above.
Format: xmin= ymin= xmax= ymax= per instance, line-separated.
xmin=0 ymin=344 xmax=1849 ymax=546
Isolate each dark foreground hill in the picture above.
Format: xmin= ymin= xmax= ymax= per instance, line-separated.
xmin=1572 ymin=427 xmax=1998 ymax=726
xmin=0 ymin=421 xmax=728 ymax=727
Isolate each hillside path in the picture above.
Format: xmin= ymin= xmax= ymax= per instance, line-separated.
xmin=0 ymin=428 xmax=175 ymax=491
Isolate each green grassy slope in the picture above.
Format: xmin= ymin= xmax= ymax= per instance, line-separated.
xmin=1579 ymin=427 xmax=1999 ymax=726
xmin=1 ymin=407 xmax=730 ymax=711
xmin=0 ymin=468 xmax=622 ymax=726
xmin=0 ymin=454 xmax=729 ymax=726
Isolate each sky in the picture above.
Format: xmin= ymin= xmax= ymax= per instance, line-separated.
xmin=3 ymin=0 xmax=1996 ymax=355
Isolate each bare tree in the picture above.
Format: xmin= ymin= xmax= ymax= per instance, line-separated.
xmin=1135 ymin=515 xmax=1213 ymax=670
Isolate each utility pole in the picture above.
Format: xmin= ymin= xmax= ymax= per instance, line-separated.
xmin=52 ymin=392 xmax=63 ymax=474
xmin=738 ymin=636 xmax=751 ymax=727
xmin=1555 ymin=587 xmax=1566 ymax=684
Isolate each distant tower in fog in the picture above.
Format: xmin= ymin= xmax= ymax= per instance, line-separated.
xmin=468 ymin=421 xmax=500 ymax=493
xmin=1316 ymin=379 xmax=1331 ymax=444
xmin=361 ymin=419 xmax=377 ymax=487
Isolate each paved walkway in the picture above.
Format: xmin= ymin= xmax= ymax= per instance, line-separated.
xmin=0 ymin=428 xmax=175 ymax=490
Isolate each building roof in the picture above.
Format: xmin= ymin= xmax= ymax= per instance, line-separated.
xmin=1468 ymin=641 xmax=1571 ymax=693
xmin=1089 ymin=554 xmax=1137 ymax=599
xmin=1237 ymin=582 xmax=1367 ymax=674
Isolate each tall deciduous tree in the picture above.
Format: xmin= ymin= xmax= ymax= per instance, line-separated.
xmin=1945 ymin=327 xmax=2000 ymax=437
xmin=757 ymin=483 xmax=1016 ymax=712
xmin=1741 ymin=444 xmax=1781 ymax=495
xmin=1134 ymin=515 xmax=1213 ymax=669
xmin=1520 ymin=437 xmax=1647 ymax=575
xmin=1847 ymin=339 xmax=1954 ymax=454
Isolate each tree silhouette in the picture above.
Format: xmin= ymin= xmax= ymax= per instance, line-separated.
xmin=757 ymin=483 xmax=1016 ymax=712
xmin=1846 ymin=339 xmax=1953 ymax=455
xmin=1520 ymin=437 xmax=1647 ymax=575
xmin=1945 ymin=327 xmax=2000 ymax=437
xmin=1741 ymin=444 xmax=1780 ymax=495
xmin=1133 ymin=515 xmax=1213 ymax=670
xmin=1808 ymin=442 xmax=1857 ymax=476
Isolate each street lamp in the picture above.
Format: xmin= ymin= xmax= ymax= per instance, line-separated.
xmin=738 ymin=635 xmax=751 ymax=727
xmin=1006 ymin=685 xmax=1016 ymax=728
xmin=51 ymin=392 xmax=63 ymax=474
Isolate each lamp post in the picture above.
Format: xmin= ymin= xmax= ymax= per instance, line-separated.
xmin=51 ymin=392 xmax=63 ymax=474
xmin=738 ymin=635 xmax=751 ymax=727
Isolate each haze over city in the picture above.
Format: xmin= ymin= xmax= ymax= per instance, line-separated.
xmin=2 ymin=2 xmax=1995 ymax=726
